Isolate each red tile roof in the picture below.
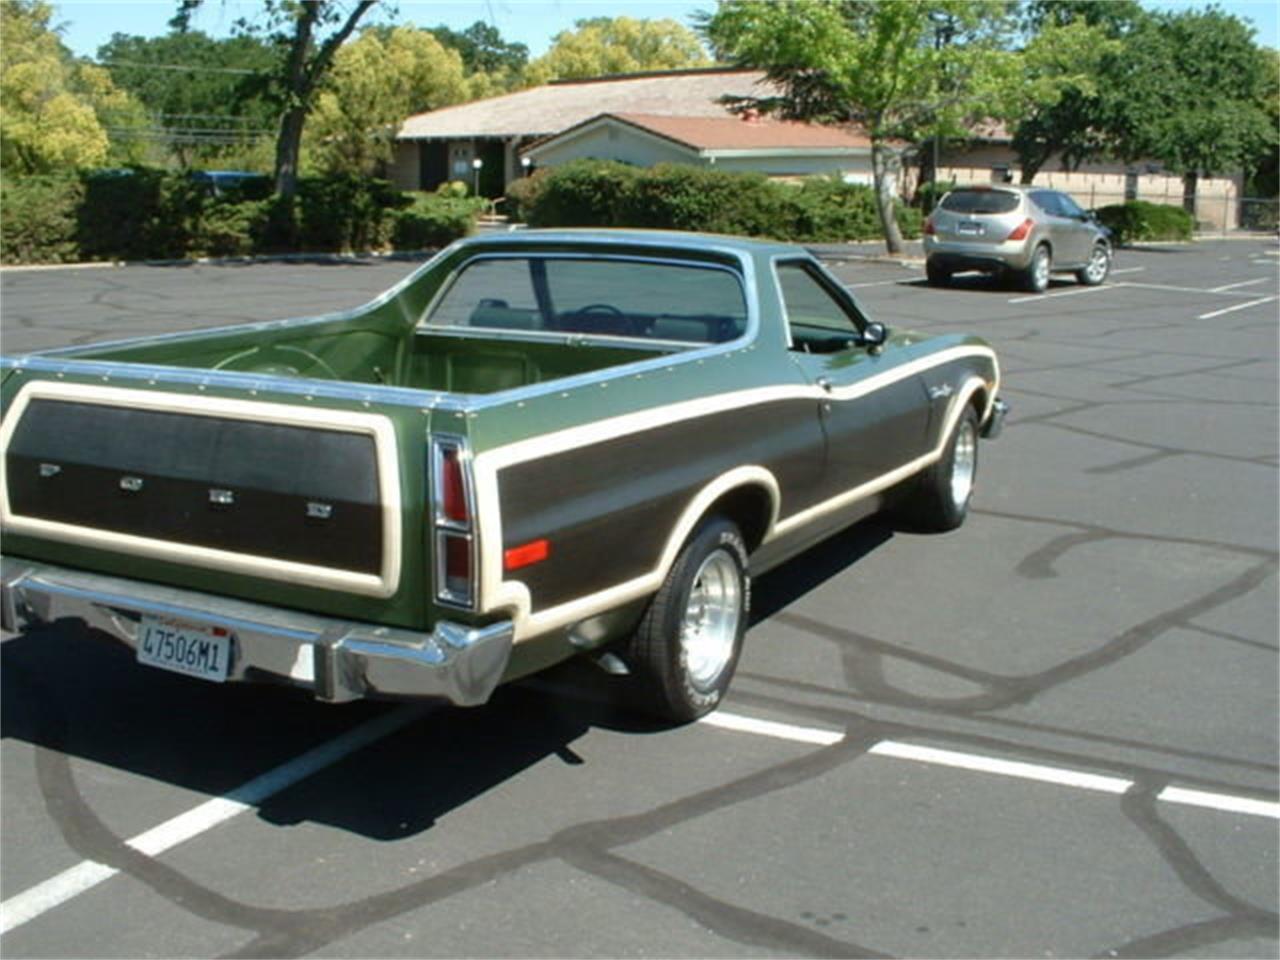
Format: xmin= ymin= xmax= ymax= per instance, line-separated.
xmin=610 ymin=113 xmax=873 ymax=151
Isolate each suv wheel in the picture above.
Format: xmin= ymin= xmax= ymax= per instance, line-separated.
xmin=1023 ymin=244 xmax=1051 ymax=293
xmin=1076 ymin=242 xmax=1111 ymax=286
xmin=926 ymin=261 xmax=951 ymax=287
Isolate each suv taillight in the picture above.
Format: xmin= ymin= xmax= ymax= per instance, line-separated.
xmin=923 ymin=216 xmax=936 ymax=236
xmin=1006 ymin=217 xmax=1034 ymax=242
xmin=431 ymin=437 xmax=477 ymax=609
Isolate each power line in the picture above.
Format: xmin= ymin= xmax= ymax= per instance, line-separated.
xmin=91 ymin=59 xmax=265 ymax=76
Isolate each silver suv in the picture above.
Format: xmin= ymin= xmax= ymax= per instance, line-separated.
xmin=923 ymin=185 xmax=1112 ymax=292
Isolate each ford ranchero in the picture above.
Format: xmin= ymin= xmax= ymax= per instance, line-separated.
xmin=0 ymin=230 xmax=1006 ymax=721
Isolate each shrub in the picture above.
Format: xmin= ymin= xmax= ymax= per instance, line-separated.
xmin=1094 ymin=200 xmax=1194 ymax=245
xmin=0 ymin=175 xmax=83 ymax=264
xmin=522 ymin=158 xmax=642 ymax=227
xmin=503 ymin=170 xmax=546 ymax=223
xmin=391 ymin=193 xmax=484 ymax=250
xmin=77 ymin=168 xmax=206 ymax=261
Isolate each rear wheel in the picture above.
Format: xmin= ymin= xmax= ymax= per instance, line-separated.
xmin=1075 ymin=242 xmax=1111 ymax=286
xmin=925 ymin=261 xmax=951 ymax=286
xmin=1022 ymin=244 xmax=1052 ymax=293
xmin=897 ymin=406 xmax=980 ymax=532
xmin=622 ymin=516 xmax=749 ymax=722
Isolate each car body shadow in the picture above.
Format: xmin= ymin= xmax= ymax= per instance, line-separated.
xmin=0 ymin=519 xmax=895 ymax=842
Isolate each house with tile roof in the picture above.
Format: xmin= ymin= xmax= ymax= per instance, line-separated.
xmin=390 ymin=67 xmax=881 ymax=196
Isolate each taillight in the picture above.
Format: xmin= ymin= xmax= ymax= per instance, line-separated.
xmin=431 ymin=437 xmax=476 ymax=608
xmin=1006 ymin=217 xmax=1034 ymax=242
xmin=923 ymin=217 xmax=936 ymax=236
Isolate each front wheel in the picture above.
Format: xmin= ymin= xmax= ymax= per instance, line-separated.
xmin=622 ymin=516 xmax=749 ymax=722
xmin=1075 ymin=242 xmax=1111 ymax=286
xmin=897 ymin=406 xmax=980 ymax=532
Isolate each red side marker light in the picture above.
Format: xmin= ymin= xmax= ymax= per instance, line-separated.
xmin=923 ymin=216 xmax=936 ymax=235
xmin=504 ymin=539 xmax=550 ymax=571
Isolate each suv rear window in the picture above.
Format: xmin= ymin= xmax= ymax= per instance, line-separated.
xmin=940 ymin=189 xmax=1021 ymax=215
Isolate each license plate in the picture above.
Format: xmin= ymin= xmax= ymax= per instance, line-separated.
xmin=137 ymin=616 xmax=232 ymax=682
xmin=956 ymin=221 xmax=983 ymax=235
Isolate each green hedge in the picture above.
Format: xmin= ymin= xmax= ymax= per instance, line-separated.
xmin=1094 ymin=200 xmax=1195 ymax=245
xmin=0 ymin=169 xmax=479 ymax=265
xmin=510 ymin=160 xmax=920 ymax=243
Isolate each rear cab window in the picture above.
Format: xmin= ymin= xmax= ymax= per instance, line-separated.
xmin=940 ymin=189 xmax=1021 ymax=215
xmin=423 ymin=256 xmax=749 ymax=344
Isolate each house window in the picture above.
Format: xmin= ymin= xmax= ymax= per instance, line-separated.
xmin=990 ymin=164 xmax=1012 ymax=184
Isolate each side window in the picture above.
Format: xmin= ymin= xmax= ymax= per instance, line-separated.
xmin=1030 ymin=191 xmax=1062 ymax=217
xmin=776 ymin=262 xmax=860 ymax=350
xmin=1056 ymin=192 xmax=1086 ymax=218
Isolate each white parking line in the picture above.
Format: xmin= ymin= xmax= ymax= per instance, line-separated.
xmin=1007 ymin=285 xmax=1115 ymax=305
xmin=704 ymin=711 xmax=1278 ymax=819
xmin=1210 ymin=277 xmax=1270 ymax=292
xmin=0 ymin=704 xmax=425 ymax=937
xmin=698 ymin=709 xmax=844 ymax=745
xmin=1198 ymin=295 xmax=1279 ymax=320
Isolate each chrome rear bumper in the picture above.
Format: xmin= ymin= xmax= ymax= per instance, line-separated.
xmin=0 ymin=557 xmax=513 ymax=706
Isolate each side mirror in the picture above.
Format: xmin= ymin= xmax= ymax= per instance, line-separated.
xmin=861 ymin=321 xmax=888 ymax=350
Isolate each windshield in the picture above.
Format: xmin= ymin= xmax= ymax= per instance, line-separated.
xmin=940 ymin=189 xmax=1021 ymax=215
xmin=424 ymin=256 xmax=749 ymax=344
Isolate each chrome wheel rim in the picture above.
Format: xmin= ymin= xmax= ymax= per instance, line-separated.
xmin=1086 ymin=245 xmax=1109 ymax=283
xmin=680 ymin=549 xmax=742 ymax=690
xmin=1032 ymin=248 xmax=1051 ymax=289
xmin=950 ymin=420 xmax=977 ymax=508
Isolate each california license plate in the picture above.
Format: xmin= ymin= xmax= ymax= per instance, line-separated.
xmin=957 ymin=221 xmax=983 ymax=235
xmin=137 ymin=616 xmax=232 ymax=682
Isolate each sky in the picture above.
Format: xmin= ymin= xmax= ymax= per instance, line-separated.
xmin=51 ymin=0 xmax=1280 ymax=61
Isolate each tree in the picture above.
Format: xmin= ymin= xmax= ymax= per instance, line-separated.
xmin=97 ymin=31 xmax=279 ymax=168
xmin=173 ymin=0 xmax=378 ymax=197
xmin=706 ymin=1 xmax=1044 ymax=254
xmin=429 ymin=20 xmax=528 ymax=76
xmin=526 ymin=16 xmax=711 ymax=83
xmin=1 ymin=0 xmax=147 ymax=173
xmin=1103 ymin=10 xmax=1272 ymax=188
xmin=308 ymin=26 xmax=470 ymax=176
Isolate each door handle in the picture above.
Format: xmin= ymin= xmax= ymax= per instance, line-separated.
xmin=816 ymin=377 xmax=833 ymax=393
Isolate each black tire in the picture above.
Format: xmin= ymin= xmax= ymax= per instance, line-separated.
xmin=1075 ymin=242 xmax=1111 ymax=286
xmin=898 ymin=406 xmax=980 ymax=532
xmin=622 ymin=516 xmax=749 ymax=722
xmin=925 ymin=260 xmax=951 ymax=286
xmin=1022 ymin=243 xmax=1051 ymax=293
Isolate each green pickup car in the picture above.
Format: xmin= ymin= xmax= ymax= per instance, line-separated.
xmin=0 ymin=230 xmax=1006 ymax=721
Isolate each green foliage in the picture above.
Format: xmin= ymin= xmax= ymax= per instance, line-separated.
xmin=1 ymin=1 xmax=149 ymax=173
xmin=521 ymin=159 xmax=643 ymax=227
xmin=1094 ymin=201 xmax=1193 ymax=245
xmin=509 ymin=160 xmax=915 ymax=243
xmin=0 ymin=175 xmax=83 ymax=263
xmin=97 ymin=31 xmax=279 ymax=169
xmin=429 ymin=21 xmax=528 ymax=75
xmin=391 ymin=193 xmax=484 ymax=249
xmin=525 ymin=16 xmax=711 ymax=83
xmin=308 ymin=26 xmax=471 ymax=177
xmin=0 ymin=168 xmax=476 ymax=264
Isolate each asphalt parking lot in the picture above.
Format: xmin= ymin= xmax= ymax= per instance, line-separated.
xmin=1 ymin=237 xmax=1277 ymax=958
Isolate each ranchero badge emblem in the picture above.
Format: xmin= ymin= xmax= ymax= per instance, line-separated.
xmin=929 ymin=383 xmax=954 ymax=400
xmin=306 ymin=501 xmax=334 ymax=520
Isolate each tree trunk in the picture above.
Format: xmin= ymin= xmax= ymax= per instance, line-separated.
xmin=275 ymin=106 xmax=307 ymax=199
xmin=872 ymin=140 xmax=905 ymax=255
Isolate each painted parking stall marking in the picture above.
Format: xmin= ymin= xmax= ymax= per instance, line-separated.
xmin=699 ymin=711 xmax=1280 ymax=819
xmin=0 ymin=704 xmax=426 ymax=937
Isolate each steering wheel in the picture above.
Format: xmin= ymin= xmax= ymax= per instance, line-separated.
xmin=572 ymin=303 xmax=623 ymax=317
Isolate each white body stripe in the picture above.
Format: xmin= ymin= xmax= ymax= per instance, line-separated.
xmin=0 ymin=382 xmax=404 ymax=598
xmin=476 ymin=345 xmax=999 ymax=641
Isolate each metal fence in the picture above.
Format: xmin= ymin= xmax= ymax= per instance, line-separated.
xmin=1054 ymin=188 xmax=1278 ymax=235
